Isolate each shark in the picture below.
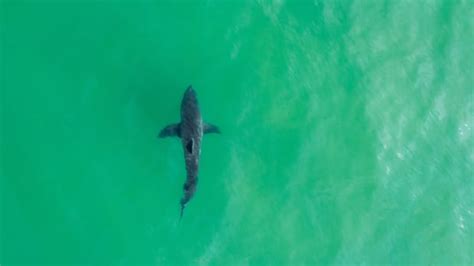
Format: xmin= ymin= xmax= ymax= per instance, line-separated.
xmin=158 ymin=85 xmax=220 ymax=219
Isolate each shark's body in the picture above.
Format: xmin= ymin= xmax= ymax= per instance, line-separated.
xmin=159 ymin=86 xmax=220 ymax=218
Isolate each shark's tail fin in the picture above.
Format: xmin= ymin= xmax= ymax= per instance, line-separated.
xmin=179 ymin=203 xmax=185 ymax=222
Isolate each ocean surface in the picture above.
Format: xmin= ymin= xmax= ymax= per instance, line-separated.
xmin=1 ymin=0 xmax=473 ymax=265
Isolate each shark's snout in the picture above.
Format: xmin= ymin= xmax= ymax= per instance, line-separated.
xmin=185 ymin=85 xmax=196 ymax=96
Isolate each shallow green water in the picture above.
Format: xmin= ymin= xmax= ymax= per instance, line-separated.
xmin=1 ymin=0 xmax=473 ymax=265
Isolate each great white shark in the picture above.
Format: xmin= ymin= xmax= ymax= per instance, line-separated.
xmin=159 ymin=85 xmax=220 ymax=219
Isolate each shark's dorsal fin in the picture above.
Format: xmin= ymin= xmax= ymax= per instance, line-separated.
xmin=186 ymin=139 xmax=194 ymax=154
xmin=203 ymin=122 xmax=220 ymax=134
xmin=158 ymin=123 xmax=181 ymax=138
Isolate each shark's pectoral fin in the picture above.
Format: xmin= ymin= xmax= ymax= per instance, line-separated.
xmin=158 ymin=123 xmax=181 ymax=138
xmin=203 ymin=122 xmax=220 ymax=134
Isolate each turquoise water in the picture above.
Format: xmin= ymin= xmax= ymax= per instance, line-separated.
xmin=1 ymin=1 xmax=473 ymax=265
